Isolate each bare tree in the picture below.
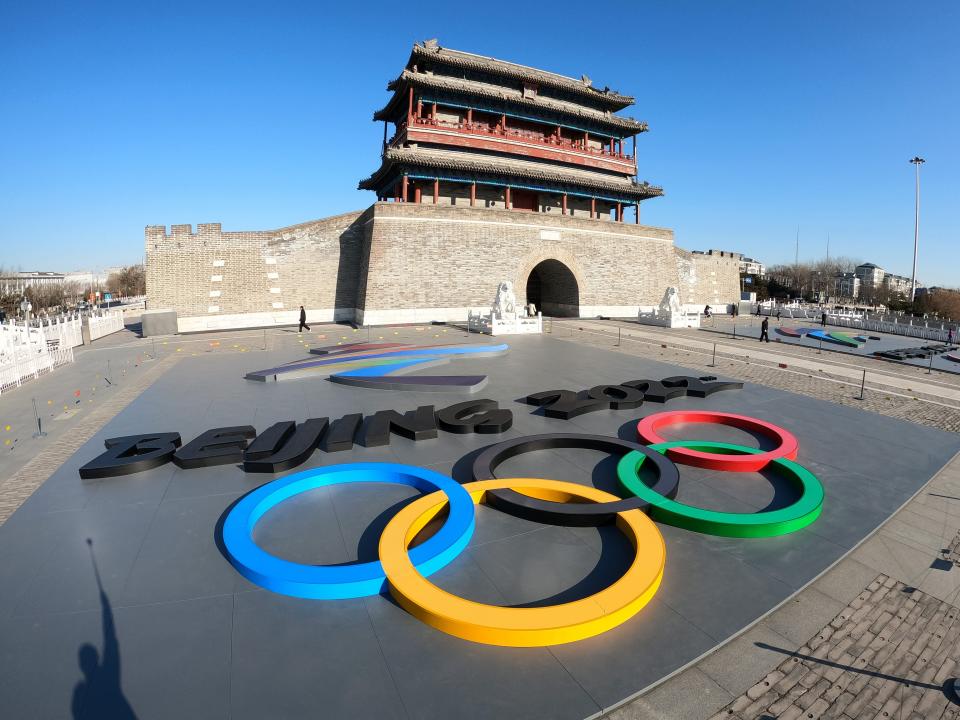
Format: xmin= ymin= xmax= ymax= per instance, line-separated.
xmin=107 ymin=265 xmax=145 ymax=297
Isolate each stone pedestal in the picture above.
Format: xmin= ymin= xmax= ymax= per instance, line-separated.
xmin=468 ymin=311 xmax=543 ymax=335
xmin=468 ymin=280 xmax=543 ymax=336
xmin=142 ymin=309 xmax=179 ymax=337
xmin=637 ymin=287 xmax=701 ymax=329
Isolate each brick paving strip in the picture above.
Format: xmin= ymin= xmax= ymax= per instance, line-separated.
xmin=709 ymin=575 xmax=960 ymax=720
xmin=0 ymin=353 xmax=179 ymax=526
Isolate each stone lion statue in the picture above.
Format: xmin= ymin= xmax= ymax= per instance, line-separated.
xmin=658 ymin=286 xmax=683 ymax=317
xmin=493 ymin=281 xmax=518 ymax=319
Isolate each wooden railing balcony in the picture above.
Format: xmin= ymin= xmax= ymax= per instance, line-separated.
xmin=389 ymin=117 xmax=634 ymax=164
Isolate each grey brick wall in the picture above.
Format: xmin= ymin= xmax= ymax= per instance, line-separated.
xmin=359 ymin=201 xmax=674 ymax=309
xmin=146 ymin=201 xmax=740 ymax=328
xmin=145 ymin=209 xmax=370 ymax=321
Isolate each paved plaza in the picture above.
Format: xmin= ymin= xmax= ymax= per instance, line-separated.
xmin=1 ymin=319 xmax=960 ymax=719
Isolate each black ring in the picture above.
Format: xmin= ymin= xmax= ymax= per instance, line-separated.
xmin=471 ymin=433 xmax=681 ymax=527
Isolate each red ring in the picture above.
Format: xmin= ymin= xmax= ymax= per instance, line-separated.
xmin=636 ymin=411 xmax=799 ymax=472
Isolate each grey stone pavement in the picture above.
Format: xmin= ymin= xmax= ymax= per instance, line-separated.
xmin=698 ymin=315 xmax=960 ymax=376
xmin=555 ymin=319 xmax=960 ymax=433
xmin=1 ymin=319 xmax=959 ymax=719
xmin=549 ymin=319 xmax=960 ymax=719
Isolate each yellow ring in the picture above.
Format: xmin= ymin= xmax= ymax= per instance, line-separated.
xmin=379 ymin=478 xmax=666 ymax=647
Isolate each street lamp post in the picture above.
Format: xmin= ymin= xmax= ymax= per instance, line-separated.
xmin=909 ymin=156 xmax=925 ymax=302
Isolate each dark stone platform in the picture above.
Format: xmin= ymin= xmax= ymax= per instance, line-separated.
xmin=0 ymin=335 xmax=957 ymax=720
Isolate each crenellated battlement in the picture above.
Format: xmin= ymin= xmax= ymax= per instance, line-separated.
xmin=145 ymin=223 xmax=225 ymax=244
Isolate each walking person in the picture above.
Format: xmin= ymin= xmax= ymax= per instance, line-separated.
xmin=759 ymin=316 xmax=770 ymax=343
xmin=950 ymin=327 xmax=955 ymax=345
xmin=298 ymin=305 xmax=310 ymax=333
xmin=821 ymin=311 xmax=827 ymax=327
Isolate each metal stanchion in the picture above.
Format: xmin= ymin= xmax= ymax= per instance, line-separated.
xmin=32 ymin=397 xmax=46 ymax=438
xmin=106 ymin=359 xmax=113 ymax=385
xmin=858 ymin=369 xmax=866 ymax=400
xmin=615 ymin=326 xmax=621 ymax=347
xmin=928 ymin=352 xmax=934 ymax=375
xmin=263 ymin=328 xmax=267 ymax=350
xmin=708 ymin=343 xmax=717 ymax=368
xmin=818 ymin=339 xmax=823 ymax=354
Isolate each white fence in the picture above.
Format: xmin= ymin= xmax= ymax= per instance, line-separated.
xmin=756 ymin=304 xmax=957 ymax=343
xmin=88 ymin=311 xmax=125 ymax=341
xmin=0 ymin=322 xmax=75 ymax=395
xmin=39 ymin=315 xmax=84 ymax=349
xmin=829 ymin=315 xmax=956 ymax=343
xmin=0 ymin=310 xmax=124 ymax=395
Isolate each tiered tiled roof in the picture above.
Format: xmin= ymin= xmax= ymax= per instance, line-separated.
xmin=374 ymin=70 xmax=646 ymax=135
xmin=358 ymin=147 xmax=662 ymax=200
xmin=404 ymin=41 xmax=635 ymax=110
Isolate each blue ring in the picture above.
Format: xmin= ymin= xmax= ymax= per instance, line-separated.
xmin=222 ymin=463 xmax=475 ymax=599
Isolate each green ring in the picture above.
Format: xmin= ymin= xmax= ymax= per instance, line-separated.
xmin=616 ymin=441 xmax=824 ymax=538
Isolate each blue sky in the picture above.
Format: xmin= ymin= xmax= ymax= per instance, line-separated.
xmin=1 ymin=2 xmax=957 ymax=285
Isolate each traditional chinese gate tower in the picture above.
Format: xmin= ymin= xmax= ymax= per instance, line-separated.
xmin=146 ymin=40 xmax=740 ymax=332
xmin=360 ymin=39 xmax=662 ymax=223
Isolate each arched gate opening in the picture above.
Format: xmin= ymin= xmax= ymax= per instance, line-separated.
xmin=525 ymin=260 xmax=580 ymax=317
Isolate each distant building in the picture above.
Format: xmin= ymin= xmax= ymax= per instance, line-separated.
xmin=854 ymin=262 xmax=885 ymax=289
xmin=739 ymin=256 xmax=766 ymax=277
xmin=884 ymin=273 xmax=916 ymax=297
xmin=833 ymin=272 xmax=860 ymax=299
xmin=692 ymin=249 xmax=765 ymax=277
xmin=0 ymin=271 xmax=65 ymax=296
xmin=853 ymin=262 xmax=922 ymax=299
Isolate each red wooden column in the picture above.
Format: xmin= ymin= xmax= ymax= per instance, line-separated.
xmin=416 ymin=98 xmax=423 ymax=120
xmin=407 ymin=87 xmax=414 ymax=123
xmin=470 ymin=182 xmax=476 ymax=207
xmin=561 ymin=194 xmax=567 ymax=215
xmin=431 ymin=103 xmax=437 ymax=122
xmin=583 ymin=131 xmax=589 ymax=149
xmin=617 ymin=202 xmax=622 ymax=222
xmin=590 ymin=197 xmax=596 ymax=219
xmin=635 ymin=203 xmax=640 ymax=224
xmin=466 ymin=108 xmax=473 ymax=126
xmin=414 ymin=184 xmax=422 ymax=204
xmin=505 ymin=186 xmax=511 ymax=210
xmin=401 ymin=175 xmax=409 ymax=202
xmin=433 ymin=178 xmax=439 ymax=204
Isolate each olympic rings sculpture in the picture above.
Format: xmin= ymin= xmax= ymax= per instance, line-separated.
xmin=219 ymin=410 xmax=824 ymax=646
xmin=471 ymin=434 xmax=680 ymax=527
xmin=221 ymin=463 xmax=475 ymax=599
xmin=379 ymin=478 xmax=665 ymax=647
xmin=617 ymin=441 xmax=823 ymax=537
xmin=636 ymin=410 xmax=799 ymax=472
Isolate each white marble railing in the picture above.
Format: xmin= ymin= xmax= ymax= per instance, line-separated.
xmin=88 ymin=311 xmax=125 ymax=341
xmin=755 ymin=304 xmax=956 ymax=342
xmin=0 ymin=322 xmax=75 ymax=394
